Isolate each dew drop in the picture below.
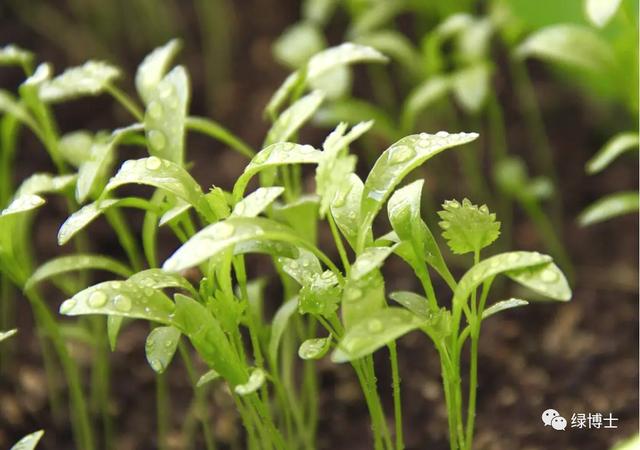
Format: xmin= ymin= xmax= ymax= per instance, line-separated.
xmin=60 ymin=299 xmax=76 ymax=314
xmin=148 ymin=130 xmax=166 ymax=150
xmin=367 ymin=319 xmax=383 ymax=333
xmin=217 ymin=222 xmax=235 ymax=239
xmin=147 ymin=101 xmax=163 ymax=120
xmin=145 ymin=156 xmax=162 ymax=170
xmin=88 ymin=291 xmax=108 ymax=308
xmin=164 ymin=340 xmax=173 ymax=349
xmin=113 ymin=294 xmax=132 ymax=312
xmin=389 ymin=145 xmax=415 ymax=164
xmin=435 ymin=131 xmax=449 ymax=138
xmin=345 ymin=288 xmax=362 ymax=302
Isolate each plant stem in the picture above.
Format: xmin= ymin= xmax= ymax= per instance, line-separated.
xmin=388 ymin=342 xmax=404 ymax=450
xmin=106 ymin=84 xmax=144 ymax=122
xmin=187 ymin=116 xmax=255 ymax=158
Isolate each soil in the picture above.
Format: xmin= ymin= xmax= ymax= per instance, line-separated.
xmin=0 ymin=1 xmax=637 ymax=450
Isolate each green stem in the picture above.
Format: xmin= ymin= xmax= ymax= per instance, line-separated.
xmin=328 ymin=212 xmax=351 ymax=274
xmin=388 ymin=342 xmax=404 ymax=450
xmin=106 ymin=84 xmax=144 ymax=122
xmin=186 ymin=116 xmax=255 ymax=158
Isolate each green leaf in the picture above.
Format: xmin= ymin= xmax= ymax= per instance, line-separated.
xmin=402 ymin=76 xmax=450 ymax=131
xmin=330 ymin=173 xmax=367 ymax=248
xmin=350 ymin=245 xmax=396 ymax=280
xmin=144 ymin=66 xmax=190 ymax=163
xmin=299 ymin=271 xmax=341 ymax=316
xmin=59 ymin=131 xmax=94 ymax=168
xmin=231 ymin=187 xmax=284 ymax=217
xmin=507 ymin=263 xmax=572 ymax=301
xmin=1 ymin=194 xmax=45 ymax=217
xmin=159 ymin=198 xmax=191 ymax=226
xmin=264 ymin=71 xmax=306 ymax=120
xmin=579 ymin=191 xmax=639 ymax=226
xmin=107 ymin=316 xmax=124 ymax=351
xmin=353 ymin=31 xmax=421 ymax=77
xmin=232 ymin=142 xmax=323 ymax=200
xmin=359 ymin=131 xmax=479 ymax=249
xmin=234 ymin=368 xmax=266 ymax=395
xmin=389 ymin=291 xmax=429 ymax=318
xmin=145 ymin=326 xmax=181 ymax=374
xmin=303 ymin=0 xmax=338 ymax=25
xmin=16 ymin=173 xmax=76 ymax=197
xmin=348 ymin=1 xmax=406 ymax=36
xmin=25 ymin=254 xmax=132 ymax=291
xmin=515 ymin=24 xmax=614 ymax=72
xmin=332 ymin=307 xmax=426 ymax=362
xmin=586 ymin=132 xmax=639 ymax=174
xmin=0 ymin=90 xmax=37 ymax=128
xmin=451 ymin=62 xmax=491 ymax=113
xmin=273 ymin=22 xmax=326 ymax=69
xmin=268 ymin=299 xmax=298 ymax=363
xmin=10 ymin=430 xmax=44 ymax=450
xmin=298 ymin=336 xmax=331 ymax=359
xmin=438 ymin=198 xmax=501 ymax=255
xmin=59 ymin=280 xmax=175 ymax=324
xmin=196 ymin=369 xmax=221 ymax=387
xmin=265 ymin=90 xmax=324 ymax=145
xmin=481 ymin=298 xmax=529 ymax=320
xmin=39 ymin=61 xmax=121 ymax=103
xmin=585 ymin=0 xmax=622 ymax=27
xmin=105 ymin=157 xmax=204 ymax=209
xmin=308 ymin=64 xmax=351 ymax=100
xmin=163 ymin=217 xmax=306 ymax=272
xmin=272 ymin=196 xmax=320 ymax=244
xmin=136 ymin=39 xmax=182 ymax=104
xmin=341 ymin=269 xmax=385 ymax=329
xmin=307 ymin=42 xmax=388 ymax=82
xmin=388 ymin=180 xmax=455 ymax=289
xmin=0 ymin=44 xmax=34 ymax=67
xmin=76 ymin=123 xmax=144 ymax=202
xmin=58 ymin=199 xmax=117 ymax=245
xmin=278 ymin=249 xmax=323 ymax=285
xmin=128 ymin=269 xmax=197 ymax=296
xmin=0 ymin=328 xmax=17 ymax=343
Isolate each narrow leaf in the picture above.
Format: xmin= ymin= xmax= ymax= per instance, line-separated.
xmin=1 ymin=195 xmax=45 ymax=217
xmin=298 ymin=336 xmax=331 ymax=359
xmin=389 ymin=291 xmax=429 ymax=318
xmin=196 ymin=369 xmax=221 ymax=387
xmin=128 ymin=269 xmax=197 ymax=296
xmin=145 ymin=326 xmax=181 ymax=374
xmin=586 ymin=132 xmax=639 ymax=174
xmin=39 ymin=61 xmax=121 ymax=103
xmin=265 ymin=90 xmax=324 ymax=145
xmin=482 ymin=298 xmax=529 ymax=320
xmin=269 ymin=299 xmax=298 ymax=362
xmin=0 ymin=44 xmax=34 ymax=67
xmin=586 ymin=0 xmax=622 ymax=27
xmin=136 ymin=39 xmax=182 ymax=104
xmin=508 ymin=263 xmax=572 ymax=301
xmin=0 ymin=328 xmax=17 ymax=343
xmin=231 ymin=187 xmax=284 ymax=217
xmin=234 ymin=368 xmax=266 ymax=395
xmin=578 ymin=191 xmax=639 ymax=225
xmin=10 ymin=430 xmax=44 ymax=450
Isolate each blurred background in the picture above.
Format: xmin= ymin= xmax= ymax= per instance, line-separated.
xmin=0 ymin=0 xmax=638 ymax=449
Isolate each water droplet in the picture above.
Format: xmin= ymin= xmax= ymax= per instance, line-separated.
xmin=60 ymin=299 xmax=76 ymax=313
xmin=217 ymin=222 xmax=235 ymax=239
xmin=88 ymin=291 xmax=108 ymax=308
xmin=158 ymin=83 xmax=173 ymax=99
xmin=113 ymin=294 xmax=132 ymax=312
xmin=164 ymin=340 xmax=173 ymax=349
xmin=367 ymin=319 xmax=383 ymax=332
xmin=436 ymin=131 xmax=449 ymax=138
xmin=541 ymin=268 xmax=558 ymax=283
xmin=148 ymin=130 xmax=166 ymax=150
xmin=389 ymin=145 xmax=415 ymax=164
xmin=147 ymin=101 xmax=163 ymax=120
xmin=146 ymin=156 xmax=162 ymax=170
xmin=345 ymin=288 xmax=362 ymax=302
xmin=419 ymin=132 xmax=428 ymax=139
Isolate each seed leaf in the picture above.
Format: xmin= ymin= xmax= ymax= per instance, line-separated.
xmin=273 ymin=22 xmax=326 ymax=69
xmin=144 ymin=66 xmax=189 ymax=163
xmin=58 ymin=199 xmax=118 ymax=245
xmin=360 ymin=131 xmax=478 ymax=248
xmin=269 ymin=299 xmax=298 ymax=363
xmin=438 ymin=198 xmax=500 ymax=255
xmin=298 ymin=336 xmax=331 ymax=360
xmin=265 ymin=90 xmax=324 ymax=145
xmin=272 ymin=196 xmax=320 ymax=243
xmin=16 ymin=173 xmax=76 ymax=197
xmin=25 ymin=254 xmax=132 ymax=291
xmin=10 ymin=430 xmax=44 ymax=450
xmin=159 ymin=198 xmax=191 ymax=226
xmin=278 ymin=249 xmax=323 ymax=285
xmin=231 ymin=187 xmax=284 ymax=218
xmin=136 ymin=39 xmax=182 ymax=104
xmin=196 ymin=369 xmax=221 ymax=387
xmin=342 ymin=269 xmax=385 ymax=329
xmin=1 ymin=195 xmax=45 ymax=217
xmin=0 ymin=90 xmax=36 ymax=128
xmin=265 ymin=71 xmax=306 ymax=120
xmin=515 ymin=24 xmax=614 ymax=72
xmin=128 ymin=269 xmax=197 ymax=296
xmin=389 ymin=291 xmax=430 ymax=318
xmin=330 ymin=173 xmax=368 ymax=248
xmin=578 ymin=191 xmax=639 ymax=226
xmin=586 ymin=0 xmax=622 ymax=27
xmin=333 ymin=307 xmax=426 ymax=362
xmin=350 ymin=245 xmax=396 ymax=280
xmin=234 ymin=368 xmax=266 ymax=395
xmin=402 ymin=76 xmax=450 ymax=131
xmin=451 ymin=62 xmax=491 ymax=113
xmin=59 ymin=280 xmax=175 ymax=324
xmin=107 ymin=316 xmax=124 ymax=351
xmin=0 ymin=328 xmax=18 ymax=343
xmin=233 ymin=142 xmax=323 ymax=200
xmin=0 ymin=44 xmax=34 ymax=67
xmin=482 ymin=298 xmax=529 ymax=320
xmin=307 ymin=42 xmax=388 ymax=81
xmin=59 ymin=131 xmax=94 ymax=168
xmin=145 ymin=326 xmax=181 ymax=374
xmin=586 ymin=132 xmax=639 ymax=174
xmin=39 ymin=61 xmax=121 ymax=103
xmin=354 ymin=31 xmax=421 ymax=76
xmin=507 ymin=263 xmax=572 ymax=301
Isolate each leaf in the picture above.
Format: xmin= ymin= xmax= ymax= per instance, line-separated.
xmin=481 ymin=298 xmax=529 ymax=320
xmin=402 ymin=76 xmax=450 ymax=130
xmin=163 ymin=217 xmax=306 ymax=272
xmin=515 ymin=24 xmax=614 ymax=72
xmin=299 ymin=271 xmax=341 ymax=316
xmin=298 ymin=336 xmax=331 ymax=359
xmin=451 ymin=62 xmax=491 ymax=113
xmin=144 ymin=66 xmax=190 ymax=163
xmin=10 ymin=430 xmax=44 ymax=450
xmin=0 ymin=44 xmax=34 ymax=67
xmin=76 ymin=123 xmax=145 ymax=202
xmin=25 ymin=254 xmax=132 ymax=291
xmin=136 ymin=39 xmax=182 ymax=104
xmin=159 ymin=198 xmax=191 ymax=226
xmin=348 ymin=1 xmax=406 ymax=36
xmin=578 ymin=191 xmax=639 ymax=225
xmin=586 ymin=132 xmax=639 ymax=174
xmin=105 ymin=157 xmax=204 ymax=210
xmin=387 ymin=180 xmax=455 ymax=289
xmin=389 ymin=291 xmax=429 ymax=318
xmin=341 ymin=269 xmax=385 ymax=329
xmin=273 ymin=22 xmax=326 ymax=69
xmin=268 ymin=299 xmax=298 ymax=362
xmin=278 ymin=249 xmax=323 ymax=285
xmin=59 ymin=280 xmax=175 ymax=324
xmin=265 ymin=90 xmax=324 ymax=145
xmin=585 ymin=0 xmax=622 ymax=27
xmin=438 ymin=198 xmax=501 ymax=255
xmin=264 ymin=71 xmax=306 ymax=120
xmin=303 ymin=0 xmax=338 ymax=25
xmin=39 ymin=61 xmax=121 ymax=103
xmin=16 ymin=173 xmax=76 ymax=197
xmin=330 ymin=173 xmax=368 ymax=248
xmin=1 ymin=195 xmax=45 ymax=217
xmin=0 ymin=328 xmax=17 ymax=343
xmin=107 ymin=316 xmax=124 ymax=351
xmin=232 ymin=142 xmax=323 ymax=200
xmin=0 ymin=90 xmax=36 ymax=128
xmin=59 ymin=131 xmax=94 ymax=168
xmin=332 ymin=307 xmax=426 ymax=362
xmin=231 ymin=187 xmax=284 ymax=217
xmin=507 ymin=263 xmax=572 ymax=301
xmin=234 ymin=368 xmax=266 ymax=395
xmin=128 ymin=269 xmax=197 ymax=296
xmin=350 ymin=245 xmax=396 ymax=280
xmin=353 ymin=31 xmax=421 ymax=77
xmin=307 ymin=42 xmax=388 ymax=82
xmin=145 ymin=326 xmax=181 ymax=374
xmin=58 ymin=199 xmax=118 ymax=245
xmin=196 ymin=369 xmax=221 ymax=387
xmin=272 ymin=196 xmax=320 ymax=244
xmin=308 ymin=64 xmax=351 ymax=100
xmin=359 ymin=131 xmax=479 ymax=249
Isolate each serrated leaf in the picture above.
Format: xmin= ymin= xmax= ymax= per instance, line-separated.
xmin=268 ymin=299 xmax=298 ymax=362
xmin=342 ymin=269 xmax=385 ymax=329
xmin=515 ymin=24 xmax=614 ymax=72
xmin=585 ymin=0 xmax=622 ymax=27
xmin=332 ymin=307 xmax=426 ymax=362
xmin=59 ymin=131 xmax=94 ymax=168
xmin=330 ymin=173 xmax=368 ymax=248
xmin=438 ymin=198 xmax=501 ymax=255
xmin=59 ymin=280 xmax=175 ymax=323
xmin=578 ymin=191 xmax=639 ymax=225
xmin=136 ymin=39 xmax=182 ymax=104
xmin=451 ymin=62 xmax=491 ymax=113
xmin=196 ymin=369 xmax=221 ymax=387
xmin=388 ymin=180 xmax=455 ymax=289
xmin=265 ymin=90 xmax=324 ymax=145
xmin=234 ymin=368 xmax=266 ymax=395
xmin=39 ymin=61 xmax=121 ymax=103
xmin=359 ymin=131 xmax=478 ymax=250
xmin=507 ymin=263 xmax=571 ymax=301
xmin=298 ymin=336 xmax=331 ymax=359
xmin=299 ymin=271 xmax=340 ymax=316
xmin=0 ymin=328 xmax=17 ymax=343
xmin=76 ymin=123 xmax=144 ymax=202
xmin=481 ymin=298 xmax=529 ymax=320
xmin=1 ymin=194 xmax=45 ymax=217
xmin=25 ymin=254 xmax=132 ymax=291
xmin=10 ymin=430 xmax=44 ymax=450
xmin=145 ymin=326 xmax=181 ymax=374
xmin=402 ymin=76 xmax=450 ymax=131
xmin=273 ymin=22 xmax=326 ymax=69
xmin=163 ymin=217 xmax=306 ymax=272
xmin=233 ymin=142 xmax=323 ymax=200
xmin=0 ymin=44 xmax=34 ymax=67
xmin=105 ymin=157 xmax=204 ymax=209
xmin=231 ymin=187 xmax=284 ymax=217
xmin=144 ymin=66 xmax=189 ymax=163
xmin=389 ymin=291 xmax=430 ymax=318
xmin=586 ymin=132 xmax=639 ymax=174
